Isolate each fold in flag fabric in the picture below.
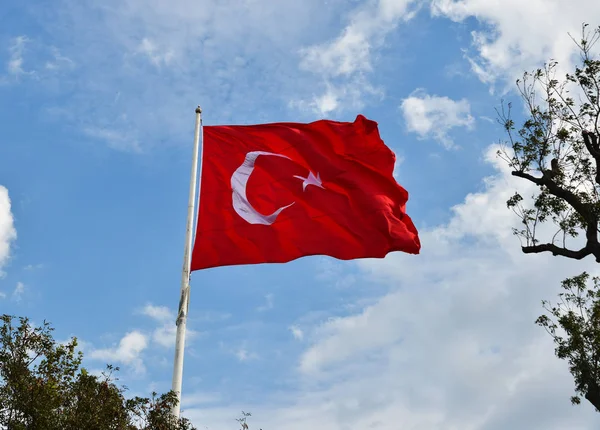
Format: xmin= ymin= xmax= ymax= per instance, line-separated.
xmin=191 ymin=114 xmax=420 ymax=270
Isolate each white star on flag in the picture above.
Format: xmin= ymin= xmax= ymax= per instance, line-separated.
xmin=293 ymin=171 xmax=325 ymax=191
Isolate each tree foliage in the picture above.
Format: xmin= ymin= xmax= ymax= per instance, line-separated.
xmin=499 ymin=23 xmax=600 ymax=412
xmin=498 ymin=24 xmax=600 ymax=260
xmin=536 ymin=273 xmax=600 ymax=410
xmin=0 ymin=314 xmax=196 ymax=430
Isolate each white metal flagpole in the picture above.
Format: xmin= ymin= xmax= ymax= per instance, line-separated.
xmin=171 ymin=105 xmax=203 ymax=417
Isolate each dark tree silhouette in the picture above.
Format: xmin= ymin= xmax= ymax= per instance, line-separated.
xmin=498 ymin=23 xmax=600 ymax=411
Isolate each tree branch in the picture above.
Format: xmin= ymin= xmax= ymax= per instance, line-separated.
xmin=511 ymin=170 xmax=544 ymax=185
xmin=583 ymin=131 xmax=600 ymax=186
xmin=512 ymin=170 xmax=600 ymax=261
xmin=585 ymin=380 xmax=600 ymax=412
xmin=583 ymin=131 xmax=600 ymax=155
xmin=522 ymin=243 xmax=592 ymax=259
xmin=511 ymin=171 xmax=593 ymax=218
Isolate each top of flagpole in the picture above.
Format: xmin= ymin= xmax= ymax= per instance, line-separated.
xmin=195 ymin=105 xmax=202 ymax=114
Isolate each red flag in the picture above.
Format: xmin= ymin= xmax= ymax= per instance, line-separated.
xmin=191 ymin=115 xmax=420 ymax=270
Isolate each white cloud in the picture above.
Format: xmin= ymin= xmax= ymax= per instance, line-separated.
xmin=257 ymin=293 xmax=275 ymax=312
xmin=30 ymin=0 xmax=349 ymax=150
xmin=142 ymin=304 xmax=172 ymax=322
xmin=316 ymin=258 xmax=356 ymax=289
xmin=12 ymin=282 xmax=25 ymax=301
xmin=3 ymin=37 xmax=74 ymax=85
xmin=235 ymin=348 xmax=258 ymax=362
xmin=0 ymin=291 xmax=6 ymax=299
xmin=137 ymin=38 xmax=174 ymax=67
xmin=430 ymin=0 xmax=600 ymax=89
xmin=151 ymin=325 xmax=177 ymax=349
xmin=44 ymin=47 xmax=74 ymax=71
xmin=300 ymin=0 xmax=421 ymax=75
xmin=401 ymin=90 xmax=474 ymax=148
xmin=88 ymin=331 xmax=148 ymax=374
xmin=7 ymin=36 xmax=30 ymax=77
xmin=309 ymin=88 xmax=339 ymax=115
xmin=0 ymin=186 xmax=16 ymax=274
xmin=289 ymin=325 xmax=304 ymax=341
xmin=140 ymin=303 xmax=198 ymax=348
xmin=393 ymin=154 xmax=406 ymax=181
xmin=293 ymin=144 xmax=599 ymax=425
xmin=83 ymin=127 xmax=141 ymax=153
xmin=290 ymin=80 xmax=383 ymax=116
xmin=295 ymin=0 xmax=421 ymax=114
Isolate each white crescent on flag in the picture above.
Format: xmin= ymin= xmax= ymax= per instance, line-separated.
xmin=230 ymin=151 xmax=295 ymax=225
xmin=230 ymin=151 xmax=325 ymax=225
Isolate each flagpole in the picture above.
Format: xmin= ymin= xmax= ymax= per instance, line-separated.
xmin=171 ymin=105 xmax=203 ymax=417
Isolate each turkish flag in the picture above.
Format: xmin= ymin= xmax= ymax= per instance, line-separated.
xmin=190 ymin=115 xmax=420 ymax=270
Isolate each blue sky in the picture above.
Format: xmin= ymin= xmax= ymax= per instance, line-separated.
xmin=2 ymin=0 xmax=600 ymax=429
